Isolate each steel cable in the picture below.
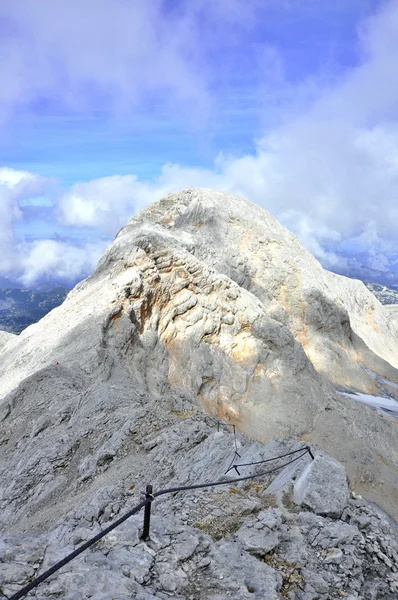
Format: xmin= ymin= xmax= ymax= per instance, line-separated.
xmin=8 ymin=447 xmax=312 ymax=600
xmin=225 ymin=444 xmax=314 ymax=474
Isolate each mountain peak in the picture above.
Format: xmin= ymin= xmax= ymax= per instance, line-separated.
xmin=1 ymin=188 xmax=398 ymax=530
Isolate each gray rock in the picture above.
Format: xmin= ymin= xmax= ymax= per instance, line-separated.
xmin=236 ymin=522 xmax=280 ymax=556
xmin=293 ymin=454 xmax=349 ymax=517
xmin=0 ymin=189 xmax=397 ymax=598
xmin=313 ymin=521 xmax=360 ymax=549
xmin=276 ymin=525 xmax=308 ymax=566
xmin=258 ymin=508 xmax=283 ymax=529
xmin=324 ymin=547 xmax=344 ymax=564
xmin=211 ymin=540 xmax=281 ymax=599
xmin=0 ymin=561 xmax=34 ymax=584
xmin=301 ymin=569 xmax=329 ymax=594
xmin=0 ymin=466 xmax=397 ymax=599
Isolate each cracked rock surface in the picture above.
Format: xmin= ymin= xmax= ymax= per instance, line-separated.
xmin=0 ymin=189 xmax=398 ymax=598
xmin=1 ymin=188 xmax=397 ymax=516
xmin=1 ymin=425 xmax=397 ymax=600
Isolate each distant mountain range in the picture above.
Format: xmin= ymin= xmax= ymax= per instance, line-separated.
xmin=363 ymin=281 xmax=398 ymax=305
xmin=330 ymin=249 xmax=398 ymax=289
xmin=0 ymin=287 xmax=68 ymax=334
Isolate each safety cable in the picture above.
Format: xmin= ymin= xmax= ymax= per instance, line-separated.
xmin=8 ymin=447 xmax=313 ymax=600
xmin=7 ymin=498 xmax=149 ymax=600
xmin=225 ymin=444 xmax=314 ymax=474
xmin=152 ymin=448 xmax=310 ymax=498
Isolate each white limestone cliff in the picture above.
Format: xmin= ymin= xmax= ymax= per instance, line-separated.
xmin=0 ymin=188 xmax=397 ymax=527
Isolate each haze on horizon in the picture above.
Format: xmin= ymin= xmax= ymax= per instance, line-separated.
xmin=1 ymin=0 xmax=398 ymax=289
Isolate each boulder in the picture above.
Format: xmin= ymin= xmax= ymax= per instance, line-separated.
xmin=293 ymin=454 xmax=349 ymax=517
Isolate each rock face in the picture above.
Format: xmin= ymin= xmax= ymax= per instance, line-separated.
xmin=385 ymin=304 xmax=398 ymax=328
xmin=293 ymin=455 xmax=349 ymax=518
xmin=0 ymin=330 xmax=16 ymax=350
xmin=1 ymin=429 xmax=398 ymax=600
xmin=0 ymin=189 xmax=397 ymax=521
xmin=127 ymin=190 xmax=398 ymax=390
xmin=0 ymin=188 xmax=398 ymax=597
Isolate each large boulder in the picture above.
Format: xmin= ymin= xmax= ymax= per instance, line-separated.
xmin=293 ymin=455 xmax=349 ymax=517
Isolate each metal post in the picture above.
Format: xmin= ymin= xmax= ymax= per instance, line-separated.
xmin=141 ymin=484 xmax=153 ymax=541
xmin=306 ymin=446 xmax=315 ymax=460
xmin=233 ymin=425 xmax=241 ymax=458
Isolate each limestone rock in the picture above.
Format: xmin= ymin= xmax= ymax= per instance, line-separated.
xmin=293 ymin=455 xmax=349 ymax=517
xmin=237 ymin=523 xmax=280 ymax=556
xmin=0 ymin=330 xmax=16 ymax=351
xmin=0 ymin=190 xmax=397 ymax=520
xmin=0 ymin=191 xmax=396 ymax=523
xmin=0 ymin=437 xmax=397 ymax=599
xmin=0 ymin=186 xmax=397 ymax=600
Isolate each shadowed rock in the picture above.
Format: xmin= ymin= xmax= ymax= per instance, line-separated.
xmin=0 ymin=188 xmax=397 ymax=531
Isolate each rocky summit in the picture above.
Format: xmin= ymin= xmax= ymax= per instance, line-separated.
xmin=1 ymin=188 xmax=398 ymax=599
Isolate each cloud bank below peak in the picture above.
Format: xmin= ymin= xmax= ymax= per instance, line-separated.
xmin=0 ymin=168 xmax=107 ymax=288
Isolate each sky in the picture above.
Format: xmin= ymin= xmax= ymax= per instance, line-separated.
xmin=1 ymin=0 xmax=398 ymax=287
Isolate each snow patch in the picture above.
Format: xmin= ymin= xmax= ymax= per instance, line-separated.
xmin=340 ymin=391 xmax=398 ymax=418
xmin=362 ymin=367 xmax=398 ymax=390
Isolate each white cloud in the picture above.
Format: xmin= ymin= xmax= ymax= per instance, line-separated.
xmin=53 ymin=2 xmax=398 ymax=269
xmin=0 ymin=0 xmax=294 ymax=128
xmin=0 ymin=168 xmax=104 ymax=287
xmin=0 ymin=186 xmax=19 ymax=273
xmin=0 ymin=168 xmax=49 ymax=273
xmin=0 ymin=0 xmax=212 ymax=123
xmin=3 ymin=1 xmax=398 ymax=285
xmin=18 ymin=239 xmax=108 ymax=287
xmin=58 ymin=175 xmax=160 ymax=235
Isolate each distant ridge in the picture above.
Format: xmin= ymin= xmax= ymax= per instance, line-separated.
xmin=364 ymin=281 xmax=398 ymax=305
xmin=0 ymin=286 xmax=68 ymax=333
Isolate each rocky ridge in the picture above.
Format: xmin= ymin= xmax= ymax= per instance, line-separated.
xmin=0 ymin=189 xmax=397 ymax=517
xmin=364 ymin=282 xmax=398 ymax=305
xmin=1 ymin=417 xmax=398 ymax=600
xmin=0 ymin=188 xmax=398 ymax=598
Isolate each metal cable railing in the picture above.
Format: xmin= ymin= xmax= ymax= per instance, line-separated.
xmin=8 ymin=445 xmax=313 ymax=600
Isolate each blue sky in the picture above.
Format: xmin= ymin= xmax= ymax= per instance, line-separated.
xmin=2 ymin=0 xmax=379 ymax=183
xmin=1 ymin=0 xmax=398 ymax=286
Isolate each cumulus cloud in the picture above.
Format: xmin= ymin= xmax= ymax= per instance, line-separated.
xmin=55 ymin=0 xmax=398 ymax=273
xmin=58 ymin=175 xmax=160 ymax=235
xmin=0 ymin=0 xmax=303 ymax=132
xmin=0 ymin=168 xmax=105 ymax=287
xmin=0 ymin=168 xmax=50 ymax=273
xmin=3 ymin=1 xmax=398 ymax=285
xmin=0 ymin=0 xmax=274 ymax=126
xmin=0 ymin=0 xmax=211 ymax=122
xmin=18 ymin=239 xmax=108 ymax=288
